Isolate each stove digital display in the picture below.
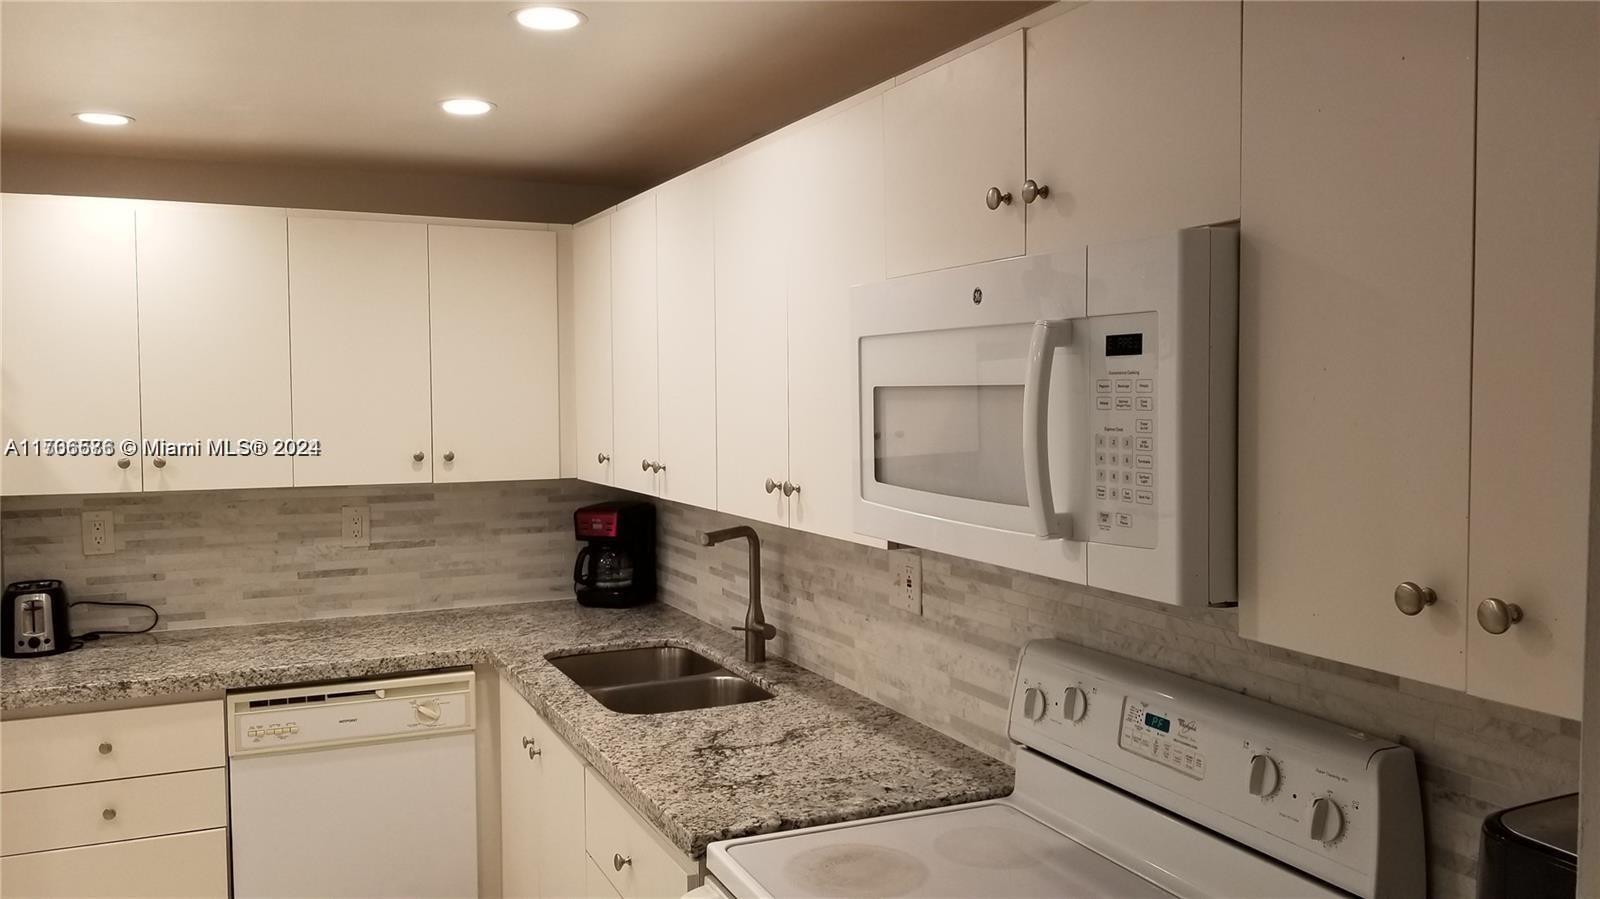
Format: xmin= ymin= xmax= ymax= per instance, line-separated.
xmin=1143 ymin=712 xmax=1171 ymax=733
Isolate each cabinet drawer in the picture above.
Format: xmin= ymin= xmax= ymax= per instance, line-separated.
xmin=1 ymin=768 xmax=226 ymax=856
xmin=587 ymin=853 xmax=625 ymax=899
xmin=0 ymin=827 xmax=228 ymax=899
xmin=584 ymin=769 xmax=699 ymax=899
xmin=0 ymin=700 xmax=223 ymax=791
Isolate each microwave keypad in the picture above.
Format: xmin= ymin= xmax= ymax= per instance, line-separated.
xmin=1088 ymin=317 xmax=1157 ymax=550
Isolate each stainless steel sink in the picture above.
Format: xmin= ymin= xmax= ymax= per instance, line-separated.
xmin=547 ymin=646 xmax=773 ymax=714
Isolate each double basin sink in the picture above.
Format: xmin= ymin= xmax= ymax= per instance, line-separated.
xmin=548 ymin=646 xmax=773 ymax=715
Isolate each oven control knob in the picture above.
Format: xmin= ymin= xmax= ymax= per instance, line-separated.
xmin=1309 ymin=796 xmax=1345 ymax=844
xmin=1247 ymin=754 xmax=1281 ymax=798
xmin=414 ymin=699 xmax=442 ymax=725
xmin=1022 ymin=686 xmax=1047 ymax=722
xmin=1060 ymin=686 xmax=1088 ymax=722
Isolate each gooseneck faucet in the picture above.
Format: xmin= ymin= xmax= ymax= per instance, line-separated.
xmin=697 ymin=526 xmax=776 ymax=663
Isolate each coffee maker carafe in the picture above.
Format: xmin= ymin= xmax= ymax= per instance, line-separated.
xmin=573 ymin=502 xmax=655 ymax=608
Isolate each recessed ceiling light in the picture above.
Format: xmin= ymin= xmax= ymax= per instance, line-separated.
xmin=515 ymin=6 xmax=585 ymax=31
xmin=75 ymin=112 xmax=133 ymax=126
xmin=440 ymin=98 xmax=495 ymax=117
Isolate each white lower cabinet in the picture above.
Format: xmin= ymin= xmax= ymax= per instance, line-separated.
xmin=0 ymin=829 xmax=229 ymax=899
xmin=584 ymin=769 xmax=700 ymax=899
xmin=586 ymin=854 xmax=625 ymax=899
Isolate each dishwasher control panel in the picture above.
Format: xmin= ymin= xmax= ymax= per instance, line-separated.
xmin=227 ymin=670 xmax=475 ymax=756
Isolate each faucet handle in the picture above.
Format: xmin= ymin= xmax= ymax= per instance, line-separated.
xmin=734 ymin=623 xmax=777 ymax=639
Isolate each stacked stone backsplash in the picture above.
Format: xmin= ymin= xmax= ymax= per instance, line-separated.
xmin=0 ymin=479 xmax=617 ymax=632
xmin=655 ymin=499 xmax=1579 ymax=899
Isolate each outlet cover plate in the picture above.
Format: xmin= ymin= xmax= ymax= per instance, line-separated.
xmin=81 ymin=510 xmax=115 ymax=556
xmin=888 ymin=548 xmax=922 ymax=615
xmin=341 ymin=505 xmax=370 ymax=548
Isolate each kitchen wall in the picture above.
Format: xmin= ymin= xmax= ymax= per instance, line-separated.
xmin=657 ymin=499 xmax=1579 ymax=899
xmin=0 ymin=147 xmax=635 ymax=224
xmin=0 ymin=480 xmax=615 ymax=632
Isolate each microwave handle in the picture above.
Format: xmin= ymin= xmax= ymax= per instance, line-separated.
xmin=1023 ymin=319 xmax=1073 ymax=539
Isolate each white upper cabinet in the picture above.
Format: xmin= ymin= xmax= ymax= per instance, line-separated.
xmin=786 ymin=95 xmax=885 ymax=544
xmin=1 ymin=195 xmax=143 ymax=496
xmin=655 ymin=166 xmax=719 ymax=511
xmin=883 ymin=30 xmax=1025 ymax=277
xmin=1024 ymin=1 xmax=1241 ymax=254
xmin=608 ymin=196 xmax=660 ymax=496
xmin=429 ymin=224 xmax=559 ymax=484
xmin=715 ymin=137 xmax=795 ymax=526
xmin=1238 ymin=2 xmax=1477 ymax=689
xmin=288 ymin=216 xmax=434 ymax=487
xmin=572 ymin=214 xmax=614 ymax=486
xmin=136 ymin=203 xmax=293 ymax=492
xmin=1465 ymin=1 xmax=1599 ymax=719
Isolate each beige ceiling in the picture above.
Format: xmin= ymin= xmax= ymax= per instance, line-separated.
xmin=1 ymin=1 xmax=1046 ymax=189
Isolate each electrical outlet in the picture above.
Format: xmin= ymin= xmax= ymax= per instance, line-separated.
xmin=888 ymin=548 xmax=922 ymax=615
xmin=341 ymin=505 xmax=370 ymax=548
xmin=81 ymin=510 xmax=115 ymax=556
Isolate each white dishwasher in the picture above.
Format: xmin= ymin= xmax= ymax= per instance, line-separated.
xmin=228 ymin=670 xmax=478 ymax=899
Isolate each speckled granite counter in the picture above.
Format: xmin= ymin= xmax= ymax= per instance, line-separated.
xmin=0 ymin=601 xmax=1013 ymax=856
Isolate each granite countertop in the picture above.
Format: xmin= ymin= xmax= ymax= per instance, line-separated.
xmin=0 ymin=601 xmax=1013 ymax=857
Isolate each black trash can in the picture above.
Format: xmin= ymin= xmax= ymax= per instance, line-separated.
xmin=1477 ymin=793 xmax=1577 ymax=899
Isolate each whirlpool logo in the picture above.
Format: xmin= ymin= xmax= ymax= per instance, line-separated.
xmin=1176 ymin=717 xmax=1198 ymax=734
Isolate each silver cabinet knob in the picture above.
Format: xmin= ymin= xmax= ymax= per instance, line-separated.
xmin=152 ymin=458 xmax=166 ymax=469
xmin=781 ymin=480 xmax=801 ymax=497
xmin=102 ymin=807 xmax=117 ymax=821
xmin=1477 ymin=598 xmax=1524 ymax=634
xmin=764 ymin=477 xmax=781 ymax=495
xmin=613 ymin=853 xmax=632 ymax=871
xmin=412 ymin=451 xmax=425 ymax=463
xmin=642 ymin=458 xmax=652 ymax=472
xmin=651 ymin=461 xmax=665 ymax=473
xmin=443 ymin=451 xmax=455 ymax=463
xmin=985 ymin=186 xmax=1013 ymax=210
xmin=116 ymin=458 xmax=131 ymax=470
xmin=597 ymin=452 xmax=610 ymax=464
xmin=520 ymin=736 xmax=541 ymax=758
xmin=1248 ymin=754 xmax=1280 ymax=798
xmin=98 ymin=742 xmax=113 ymax=755
xmin=1021 ymin=179 xmax=1050 ymax=204
xmin=1393 ymin=582 xmax=1437 ymax=616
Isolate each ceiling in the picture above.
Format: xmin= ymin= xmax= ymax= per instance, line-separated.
xmin=1 ymin=1 xmax=1046 ymax=189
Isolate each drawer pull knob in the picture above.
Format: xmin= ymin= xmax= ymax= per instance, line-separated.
xmin=117 ymin=458 xmax=131 ymax=470
xmin=98 ymin=742 xmax=113 ymax=755
xmin=520 ymin=736 xmax=542 ymax=759
xmin=102 ymin=808 xmax=117 ymax=821
xmin=1477 ymin=597 xmax=1524 ymax=634
xmin=613 ymin=853 xmax=632 ymax=871
xmin=1393 ymin=582 xmax=1437 ymax=616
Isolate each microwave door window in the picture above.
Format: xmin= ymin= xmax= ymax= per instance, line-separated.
xmin=873 ymin=385 xmax=1027 ymax=506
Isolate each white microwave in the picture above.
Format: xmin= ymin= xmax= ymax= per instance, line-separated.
xmin=851 ymin=227 xmax=1236 ymax=607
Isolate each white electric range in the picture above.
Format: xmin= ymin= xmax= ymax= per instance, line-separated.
xmin=693 ymin=639 xmax=1425 ymax=898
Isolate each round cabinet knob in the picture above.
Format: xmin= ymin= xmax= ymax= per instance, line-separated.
xmin=1393 ymin=582 xmax=1437 ymax=616
xmin=412 ymin=451 xmax=425 ymax=463
xmin=642 ymin=458 xmax=653 ymax=472
xmin=521 ymin=736 xmax=542 ymax=758
xmin=613 ymin=853 xmax=632 ymax=871
xmin=1021 ymin=179 xmax=1050 ymax=204
xmin=443 ymin=451 xmax=455 ymax=463
xmin=1247 ymin=754 xmax=1281 ymax=798
xmin=1477 ymin=598 xmax=1524 ymax=635
xmin=1060 ymin=685 xmax=1088 ymax=723
xmin=781 ymin=480 xmax=802 ymax=497
xmin=102 ymin=807 xmax=117 ymax=821
xmin=152 ymin=458 xmax=167 ymax=469
xmin=414 ymin=699 xmax=441 ymax=725
xmin=1021 ymin=686 xmax=1047 ymax=722
xmin=597 ymin=452 xmax=610 ymax=464
xmin=652 ymin=461 xmax=665 ymax=473
xmin=1308 ymin=796 xmax=1345 ymax=844
xmin=117 ymin=458 xmax=131 ymax=470
xmin=985 ymin=186 xmax=1013 ymax=210
xmin=98 ymin=742 xmax=113 ymax=755
xmin=764 ymin=477 xmax=781 ymax=495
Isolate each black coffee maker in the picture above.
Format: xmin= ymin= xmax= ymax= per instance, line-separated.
xmin=573 ymin=502 xmax=655 ymax=608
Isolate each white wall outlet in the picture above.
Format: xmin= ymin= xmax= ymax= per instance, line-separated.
xmin=341 ymin=505 xmax=371 ymax=548
xmin=81 ymin=510 xmax=115 ymax=556
xmin=888 ymin=547 xmax=922 ymax=615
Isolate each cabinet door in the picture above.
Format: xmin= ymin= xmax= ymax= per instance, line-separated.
xmin=499 ymin=683 xmax=542 ymax=899
xmin=609 ymin=196 xmax=660 ymax=495
xmin=429 ymin=225 xmax=559 ymax=484
xmin=655 ymin=166 xmax=719 ymax=510
xmin=573 ymin=215 xmax=615 ymax=485
xmin=136 ymin=203 xmax=292 ymax=491
xmin=0 ymin=828 xmax=229 ymax=899
xmin=528 ymin=708 xmax=588 ymax=899
xmin=1025 ymin=1 xmax=1240 ymax=254
xmin=714 ymin=139 xmax=794 ymax=526
xmin=787 ymin=96 xmax=885 ymax=543
xmin=1237 ymin=2 xmax=1476 ymax=688
xmin=883 ymin=31 xmax=1024 ymax=277
xmin=1466 ymin=1 xmax=1599 ymax=719
xmin=0 ymin=194 xmax=142 ymax=496
xmin=288 ymin=217 xmax=433 ymax=486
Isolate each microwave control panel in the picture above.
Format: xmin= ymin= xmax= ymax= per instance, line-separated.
xmin=1088 ymin=311 xmax=1157 ymax=549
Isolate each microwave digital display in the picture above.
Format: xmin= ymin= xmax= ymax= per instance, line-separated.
xmin=1106 ymin=333 xmax=1144 ymax=357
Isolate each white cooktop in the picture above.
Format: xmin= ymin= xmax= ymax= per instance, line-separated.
xmin=720 ymin=802 xmax=1172 ymax=899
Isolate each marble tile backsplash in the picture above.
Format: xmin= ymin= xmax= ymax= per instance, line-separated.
xmin=0 ymin=480 xmax=616 ymax=632
xmin=655 ymin=499 xmax=1580 ymax=899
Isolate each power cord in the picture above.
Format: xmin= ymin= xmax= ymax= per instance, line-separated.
xmin=69 ymin=600 xmax=160 ymax=645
